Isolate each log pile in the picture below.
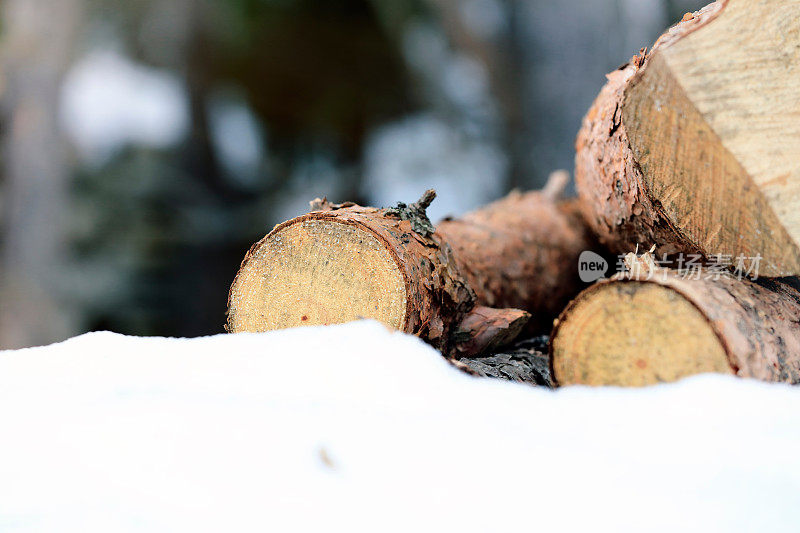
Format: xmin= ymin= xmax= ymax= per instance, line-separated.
xmin=227 ymin=0 xmax=800 ymax=388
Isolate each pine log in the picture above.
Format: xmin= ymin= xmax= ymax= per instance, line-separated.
xmin=227 ymin=174 xmax=594 ymax=356
xmin=453 ymin=336 xmax=552 ymax=387
xmin=550 ymin=264 xmax=800 ymax=387
xmin=575 ymin=0 xmax=800 ymax=277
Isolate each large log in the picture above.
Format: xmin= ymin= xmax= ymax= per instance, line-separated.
xmin=575 ymin=0 xmax=800 ymax=277
xmin=550 ymin=255 xmax=800 ymax=387
xmin=227 ymin=174 xmax=594 ymax=356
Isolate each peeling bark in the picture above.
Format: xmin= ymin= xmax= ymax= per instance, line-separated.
xmin=575 ymin=0 xmax=800 ymax=276
xmin=574 ymin=3 xmax=724 ymax=255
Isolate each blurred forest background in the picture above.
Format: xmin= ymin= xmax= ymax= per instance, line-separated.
xmin=0 ymin=0 xmax=704 ymax=348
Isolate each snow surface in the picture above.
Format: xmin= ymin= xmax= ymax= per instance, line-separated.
xmin=1 ymin=321 xmax=799 ymax=532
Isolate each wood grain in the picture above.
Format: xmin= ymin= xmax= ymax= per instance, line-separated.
xmin=576 ymin=0 xmax=800 ymax=276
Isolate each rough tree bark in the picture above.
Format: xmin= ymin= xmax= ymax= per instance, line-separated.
xmin=227 ymin=173 xmax=594 ymax=356
xmin=575 ymin=0 xmax=800 ymax=277
xmin=550 ymin=253 xmax=800 ymax=387
xmin=437 ymin=172 xmax=593 ymax=334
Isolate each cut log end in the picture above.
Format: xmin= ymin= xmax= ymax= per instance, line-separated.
xmin=227 ymin=218 xmax=408 ymax=333
xmin=229 ymin=185 xmax=594 ymax=356
xmin=551 ymin=281 xmax=732 ymax=386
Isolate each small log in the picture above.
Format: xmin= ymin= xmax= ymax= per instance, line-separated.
xmin=575 ymin=0 xmax=800 ymax=276
xmin=550 ymin=253 xmax=800 ymax=386
xmin=227 ymin=174 xmax=593 ymax=356
xmin=452 ymin=336 xmax=552 ymax=387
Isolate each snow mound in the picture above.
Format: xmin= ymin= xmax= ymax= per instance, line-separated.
xmin=1 ymin=321 xmax=798 ymax=532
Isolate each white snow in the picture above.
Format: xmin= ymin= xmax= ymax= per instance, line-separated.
xmin=1 ymin=321 xmax=799 ymax=532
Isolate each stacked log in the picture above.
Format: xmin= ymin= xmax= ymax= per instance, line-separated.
xmin=554 ymin=0 xmax=800 ymax=386
xmin=227 ymin=0 xmax=800 ymax=387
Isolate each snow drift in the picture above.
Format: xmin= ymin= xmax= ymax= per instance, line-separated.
xmin=1 ymin=321 xmax=798 ymax=532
